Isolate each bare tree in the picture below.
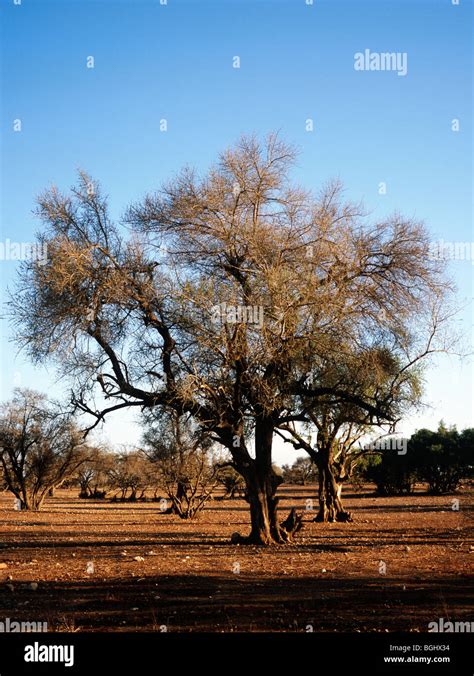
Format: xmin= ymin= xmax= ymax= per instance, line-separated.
xmin=282 ymin=456 xmax=318 ymax=486
xmin=10 ymin=135 xmax=454 ymax=542
xmin=216 ymin=464 xmax=247 ymax=499
xmin=76 ymin=446 xmax=114 ymax=498
xmin=0 ymin=389 xmax=88 ymax=510
xmin=277 ymin=351 xmax=422 ymax=521
xmin=107 ymin=451 xmax=153 ymax=501
xmin=142 ymin=410 xmax=220 ymax=518
xmin=278 ymin=417 xmax=366 ymax=521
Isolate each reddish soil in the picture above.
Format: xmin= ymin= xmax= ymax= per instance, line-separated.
xmin=0 ymin=484 xmax=472 ymax=632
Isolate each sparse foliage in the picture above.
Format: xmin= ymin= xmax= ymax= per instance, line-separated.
xmin=107 ymin=451 xmax=154 ymax=501
xmin=282 ymin=456 xmax=317 ymax=485
xmin=0 ymin=389 xmax=88 ymax=510
xmin=10 ymin=135 xmax=454 ymax=542
xmin=76 ymin=446 xmax=114 ymax=499
xmin=142 ymin=411 xmax=220 ymax=518
xmin=216 ymin=465 xmax=247 ymax=499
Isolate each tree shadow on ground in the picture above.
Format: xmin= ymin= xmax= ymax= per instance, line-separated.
xmin=0 ymin=574 xmax=471 ymax=632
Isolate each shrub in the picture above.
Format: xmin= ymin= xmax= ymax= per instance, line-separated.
xmin=363 ymin=448 xmax=416 ymax=496
xmin=409 ymin=424 xmax=472 ymax=494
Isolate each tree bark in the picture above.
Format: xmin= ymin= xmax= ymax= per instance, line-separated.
xmin=167 ymin=478 xmax=193 ymax=517
xmin=233 ymin=417 xmax=303 ymax=545
xmin=314 ymin=444 xmax=352 ymax=523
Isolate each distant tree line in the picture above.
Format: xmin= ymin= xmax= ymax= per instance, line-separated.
xmin=282 ymin=457 xmax=317 ymax=485
xmin=0 ymin=389 xmax=232 ymax=517
xmin=363 ymin=423 xmax=473 ymax=496
xmin=0 ymin=390 xmax=471 ymax=518
xmin=281 ymin=422 xmax=473 ymax=498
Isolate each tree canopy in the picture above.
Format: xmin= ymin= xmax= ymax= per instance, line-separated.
xmin=10 ymin=134 xmax=455 ymax=541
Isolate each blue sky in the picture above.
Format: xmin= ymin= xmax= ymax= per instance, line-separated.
xmin=1 ymin=0 xmax=472 ymax=462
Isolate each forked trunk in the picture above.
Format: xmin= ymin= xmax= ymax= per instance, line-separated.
xmin=233 ymin=417 xmax=303 ymax=545
xmin=244 ymin=474 xmax=280 ymax=544
xmin=171 ymin=479 xmax=188 ymax=515
xmin=314 ymin=446 xmax=352 ymax=523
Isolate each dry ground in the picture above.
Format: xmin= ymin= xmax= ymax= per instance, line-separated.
xmin=0 ymin=484 xmax=472 ymax=632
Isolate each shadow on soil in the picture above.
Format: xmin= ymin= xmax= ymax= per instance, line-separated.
xmin=0 ymin=574 xmax=471 ymax=632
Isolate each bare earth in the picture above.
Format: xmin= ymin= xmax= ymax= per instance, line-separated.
xmin=0 ymin=485 xmax=472 ymax=632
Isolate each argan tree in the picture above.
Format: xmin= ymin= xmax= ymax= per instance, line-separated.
xmin=408 ymin=423 xmax=473 ymax=494
xmin=0 ymin=389 xmax=88 ymax=510
xmin=277 ymin=353 xmax=421 ymax=521
xmin=76 ymin=446 xmax=114 ymax=499
xmin=106 ymin=450 xmax=154 ymax=501
xmin=142 ymin=410 xmax=220 ymax=518
xmin=11 ymin=135 xmax=453 ymax=542
xmin=281 ymin=456 xmax=317 ymax=486
xmin=216 ymin=465 xmax=247 ymax=499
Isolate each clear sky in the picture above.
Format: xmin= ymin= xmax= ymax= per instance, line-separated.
xmin=1 ymin=0 xmax=472 ymax=464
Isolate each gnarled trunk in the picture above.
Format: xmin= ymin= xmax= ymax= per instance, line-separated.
xmin=169 ymin=478 xmax=191 ymax=517
xmin=233 ymin=417 xmax=303 ymax=545
xmin=244 ymin=473 xmax=282 ymax=544
xmin=314 ymin=444 xmax=352 ymax=523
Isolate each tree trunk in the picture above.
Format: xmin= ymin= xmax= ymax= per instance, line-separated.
xmin=168 ymin=479 xmax=191 ymax=517
xmin=27 ymin=492 xmax=45 ymax=511
xmin=233 ymin=417 xmax=303 ymax=545
xmin=245 ymin=473 xmax=279 ymax=544
xmin=314 ymin=446 xmax=352 ymax=523
xmin=16 ymin=484 xmax=32 ymax=510
xmin=19 ymin=495 xmax=30 ymax=510
xmin=171 ymin=479 xmax=188 ymax=515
